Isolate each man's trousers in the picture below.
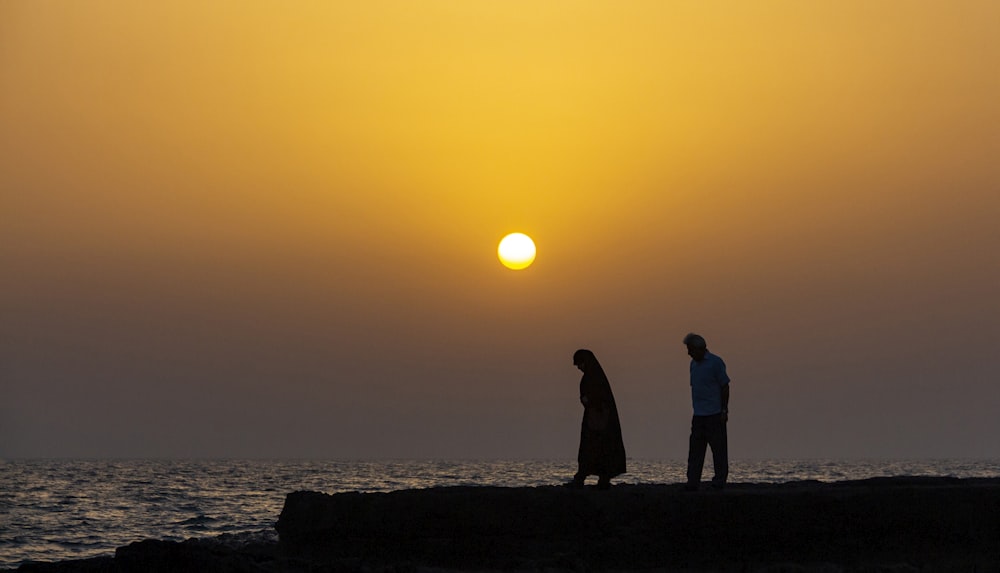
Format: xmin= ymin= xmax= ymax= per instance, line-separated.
xmin=687 ymin=413 xmax=728 ymax=487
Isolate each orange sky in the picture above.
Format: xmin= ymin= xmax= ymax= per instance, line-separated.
xmin=2 ymin=1 xmax=998 ymax=459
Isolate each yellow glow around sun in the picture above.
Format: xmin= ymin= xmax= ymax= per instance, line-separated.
xmin=498 ymin=233 xmax=536 ymax=270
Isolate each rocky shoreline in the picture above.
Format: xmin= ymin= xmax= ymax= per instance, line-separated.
xmin=12 ymin=477 xmax=1000 ymax=572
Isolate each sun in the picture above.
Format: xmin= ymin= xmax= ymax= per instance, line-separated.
xmin=497 ymin=233 xmax=536 ymax=270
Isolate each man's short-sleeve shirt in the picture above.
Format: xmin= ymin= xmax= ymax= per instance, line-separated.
xmin=690 ymin=352 xmax=730 ymax=416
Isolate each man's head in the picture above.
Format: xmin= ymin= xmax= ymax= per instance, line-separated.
xmin=683 ymin=333 xmax=707 ymax=362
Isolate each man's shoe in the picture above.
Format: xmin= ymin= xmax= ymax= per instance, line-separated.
xmin=683 ymin=482 xmax=699 ymax=492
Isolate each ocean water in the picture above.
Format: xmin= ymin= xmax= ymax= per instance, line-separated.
xmin=2 ymin=458 xmax=999 ymax=569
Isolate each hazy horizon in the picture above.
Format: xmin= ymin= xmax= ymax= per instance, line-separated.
xmin=3 ymin=1 xmax=998 ymax=460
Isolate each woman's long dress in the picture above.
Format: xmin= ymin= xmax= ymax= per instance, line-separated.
xmin=578 ymin=366 xmax=626 ymax=478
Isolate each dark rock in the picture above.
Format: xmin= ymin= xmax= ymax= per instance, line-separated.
xmin=114 ymin=539 xmax=272 ymax=573
xmin=12 ymin=557 xmax=116 ymax=573
xmin=275 ymin=478 xmax=1000 ymax=571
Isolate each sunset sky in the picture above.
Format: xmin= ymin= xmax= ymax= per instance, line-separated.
xmin=2 ymin=1 xmax=998 ymax=461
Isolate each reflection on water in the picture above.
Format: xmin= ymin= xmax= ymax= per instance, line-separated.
xmin=2 ymin=458 xmax=999 ymax=568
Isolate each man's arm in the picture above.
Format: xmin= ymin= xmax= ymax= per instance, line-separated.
xmin=720 ymin=384 xmax=730 ymax=423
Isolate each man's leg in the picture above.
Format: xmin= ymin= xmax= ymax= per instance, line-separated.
xmin=707 ymin=414 xmax=728 ymax=488
xmin=686 ymin=416 xmax=708 ymax=488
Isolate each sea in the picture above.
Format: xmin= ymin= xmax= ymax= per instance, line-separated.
xmin=2 ymin=458 xmax=999 ymax=569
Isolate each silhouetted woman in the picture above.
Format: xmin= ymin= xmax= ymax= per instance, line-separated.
xmin=570 ymin=349 xmax=626 ymax=489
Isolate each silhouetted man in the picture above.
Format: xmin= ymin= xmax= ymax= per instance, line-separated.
xmin=683 ymin=333 xmax=730 ymax=491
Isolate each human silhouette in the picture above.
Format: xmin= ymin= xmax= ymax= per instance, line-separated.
xmin=682 ymin=333 xmax=731 ymax=491
xmin=569 ymin=349 xmax=626 ymax=489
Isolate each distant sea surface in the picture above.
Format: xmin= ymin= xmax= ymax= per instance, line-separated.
xmin=3 ymin=458 xmax=999 ymax=569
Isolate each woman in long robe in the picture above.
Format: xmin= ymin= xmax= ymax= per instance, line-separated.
xmin=571 ymin=349 xmax=626 ymax=489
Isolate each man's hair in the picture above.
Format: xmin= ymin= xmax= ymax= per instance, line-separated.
xmin=683 ymin=333 xmax=707 ymax=348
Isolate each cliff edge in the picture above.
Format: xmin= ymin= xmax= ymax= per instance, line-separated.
xmin=275 ymin=477 xmax=1000 ymax=571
